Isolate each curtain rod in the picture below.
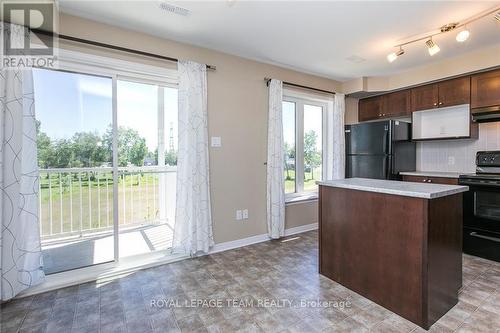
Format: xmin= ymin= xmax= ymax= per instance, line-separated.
xmin=33 ymin=29 xmax=216 ymax=71
xmin=264 ymin=77 xmax=335 ymax=95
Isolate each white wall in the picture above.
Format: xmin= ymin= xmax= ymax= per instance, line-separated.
xmin=417 ymin=123 xmax=500 ymax=173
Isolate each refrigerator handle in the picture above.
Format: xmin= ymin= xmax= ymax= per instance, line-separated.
xmin=383 ymin=156 xmax=387 ymax=179
xmin=345 ymin=128 xmax=351 ymax=154
xmin=386 ymin=155 xmax=393 ymax=179
xmin=383 ymin=124 xmax=389 ymax=154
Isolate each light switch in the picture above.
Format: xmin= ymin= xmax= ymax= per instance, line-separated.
xmin=211 ymin=136 xmax=222 ymax=147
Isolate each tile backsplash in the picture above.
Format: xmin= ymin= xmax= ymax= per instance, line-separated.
xmin=417 ymin=123 xmax=500 ymax=173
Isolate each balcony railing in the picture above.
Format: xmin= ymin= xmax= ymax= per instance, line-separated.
xmin=39 ymin=166 xmax=176 ymax=242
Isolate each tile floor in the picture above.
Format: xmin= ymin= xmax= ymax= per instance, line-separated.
xmin=1 ymin=230 xmax=500 ymax=333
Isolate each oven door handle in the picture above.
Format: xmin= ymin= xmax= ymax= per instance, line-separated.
xmin=470 ymin=232 xmax=500 ymax=243
xmin=459 ymin=181 xmax=500 ymax=187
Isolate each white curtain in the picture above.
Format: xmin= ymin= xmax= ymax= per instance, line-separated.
xmin=0 ymin=23 xmax=45 ymax=301
xmin=266 ymin=79 xmax=285 ymax=239
xmin=325 ymin=93 xmax=346 ymax=180
xmin=172 ymin=60 xmax=214 ymax=256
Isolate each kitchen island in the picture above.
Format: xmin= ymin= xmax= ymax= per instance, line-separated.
xmin=318 ymin=178 xmax=468 ymax=329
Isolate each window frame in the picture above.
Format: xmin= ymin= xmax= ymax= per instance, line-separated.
xmin=35 ymin=49 xmax=179 ymax=264
xmin=283 ymin=93 xmax=328 ymax=201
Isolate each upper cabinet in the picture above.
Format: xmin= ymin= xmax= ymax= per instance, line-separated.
xmin=437 ymin=77 xmax=471 ymax=107
xmin=411 ymin=84 xmax=438 ymax=111
xmin=358 ymin=90 xmax=410 ymax=121
xmin=471 ymin=69 xmax=500 ymax=110
xmin=411 ymin=77 xmax=470 ymax=112
xmin=358 ymin=96 xmax=383 ymax=122
xmin=384 ymin=90 xmax=411 ymax=118
xmin=357 ymin=68 xmax=500 ymax=126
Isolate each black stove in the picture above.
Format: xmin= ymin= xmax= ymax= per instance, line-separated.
xmin=459 ymin=151 xmax=500 ymax=262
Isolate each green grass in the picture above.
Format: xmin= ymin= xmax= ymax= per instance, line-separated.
xmin=39 ymin=172 xmax=165 ymax=237
xmin=284 ymin=167 xmax=322 ymax=194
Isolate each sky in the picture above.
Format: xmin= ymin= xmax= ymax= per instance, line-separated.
xmin=282 ymin=101 xmax=322 ymax=151
xmin=33 ymin=68 xmax=178 ymax=152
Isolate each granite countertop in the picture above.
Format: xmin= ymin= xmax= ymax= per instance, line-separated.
xmin=399 ymin=171 xmax=472 ymax=179
xmin=317 ymin=178 xmax=468 ymax=199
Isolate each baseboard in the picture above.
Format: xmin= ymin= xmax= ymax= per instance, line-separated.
xmin=209 ymin=222 xmax=318 ymax=255
xmin=284 ymin=222 xmax=318 ymax=236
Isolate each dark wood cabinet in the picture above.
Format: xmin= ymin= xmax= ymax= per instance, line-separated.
xmin=358 ymin=96 xmax=383 ymax=122
xmin=359 ymin=90 xmax=411 ymax=121
xmin=411 ymin=77 xmax=470 ymax=112
xmin=402 ymin=175 xmax=459 ymax=185
xmin=411 ymin=84 xmax=439 ymax=111
xmin=438 ymin=77 xmax=470 ymax=108
xmin=471 ymin=69 xmax=500 ymax=109
xmin=319 ymin=185 xmax=462 ymax=329
xmin=357 ymin=68 xmax=499 ymax=124
xmin=384 ymin=90 xmax=411 ymax=117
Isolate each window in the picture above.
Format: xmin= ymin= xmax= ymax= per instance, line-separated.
xmin=283 ymin=101 xmax=296 ymax=194
xmin=33 ymin=50 xmax=179 ymax=274
xmin=283 ymin=94 xmax=327 ymax=199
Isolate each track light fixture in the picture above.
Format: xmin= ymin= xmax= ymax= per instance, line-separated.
xmin=386 ymin=5 xmax=499 ymax=63
xmin=426 ymin=38 xmax=440 ymax=56
xmin=387 ymin=46 xmax=405 ymax=63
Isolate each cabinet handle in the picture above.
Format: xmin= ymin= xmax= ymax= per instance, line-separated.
xmin=427 ymin=179 xmax=432 ymax=183
xmin=439 ymin=102 xmax=443 ymax=106
xmin=433 ymin=102 xmax=437 ymax=106
xmin=422 ymin=179 xmax=427 ymax=182
xmin=378 ymin=114 xmax=382 ymax=117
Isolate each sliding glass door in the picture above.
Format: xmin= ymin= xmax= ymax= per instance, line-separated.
xmin=33 ymin=68 xmax=115 ymax=274
xmin=33 ymin=66 xmax=178 ymax=274
xmin=116 ymin=80 xmax=178 ymax=258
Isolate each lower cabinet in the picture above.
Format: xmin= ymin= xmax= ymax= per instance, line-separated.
xmin=402 ymin=175 xmax=459 ymax=185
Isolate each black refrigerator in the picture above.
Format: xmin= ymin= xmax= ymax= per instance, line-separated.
xmin=345 ymin=120 xmax=416 ymax=179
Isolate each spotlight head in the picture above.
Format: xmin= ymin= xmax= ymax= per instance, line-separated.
xmin=426 ymin=39 xmax=440 ymax=56
xmin=387 ymin=47 xmax=404 ymax=63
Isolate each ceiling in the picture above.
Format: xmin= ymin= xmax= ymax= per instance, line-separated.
xmin=58 ymin=1 xmax=500 ymax=82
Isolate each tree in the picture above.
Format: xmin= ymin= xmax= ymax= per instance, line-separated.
xmin=284 ymin=142 xmax=294 ymax=180
xmin=51 ymin=139 xmax=74 ymax=168
xmin=37 ymin=131 xmax=54 ymax=169
xmin=104 ymin=126 xmax=148 ymax=167
xmin=165 ymin=149 xmax=177 ymax=166
xmin=36 ymin=121 xmax=150 ymax=169
xmin=304 ymin=130 xmax=321 ymax=180
xmin=72 ymin=131 xmax=108 ymax=167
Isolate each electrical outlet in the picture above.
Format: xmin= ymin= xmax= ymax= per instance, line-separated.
xmin=242 ymin=209 xmax=248 ymax=219
xmin=448 ymin=156 xmax=455 ymax=165
xmin=236 ymin=210 xmax=242 ymax=220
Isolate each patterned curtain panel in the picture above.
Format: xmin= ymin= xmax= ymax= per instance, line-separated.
xmin=0 ymin=25 xmax=45 ymax=301
xmin=266 ymin=79 xmax=285 ymax=239
xmin=172 ymin=60 xmax=214 ymax=256
xmin=325 ymin=93 xmax=346 ymax=180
